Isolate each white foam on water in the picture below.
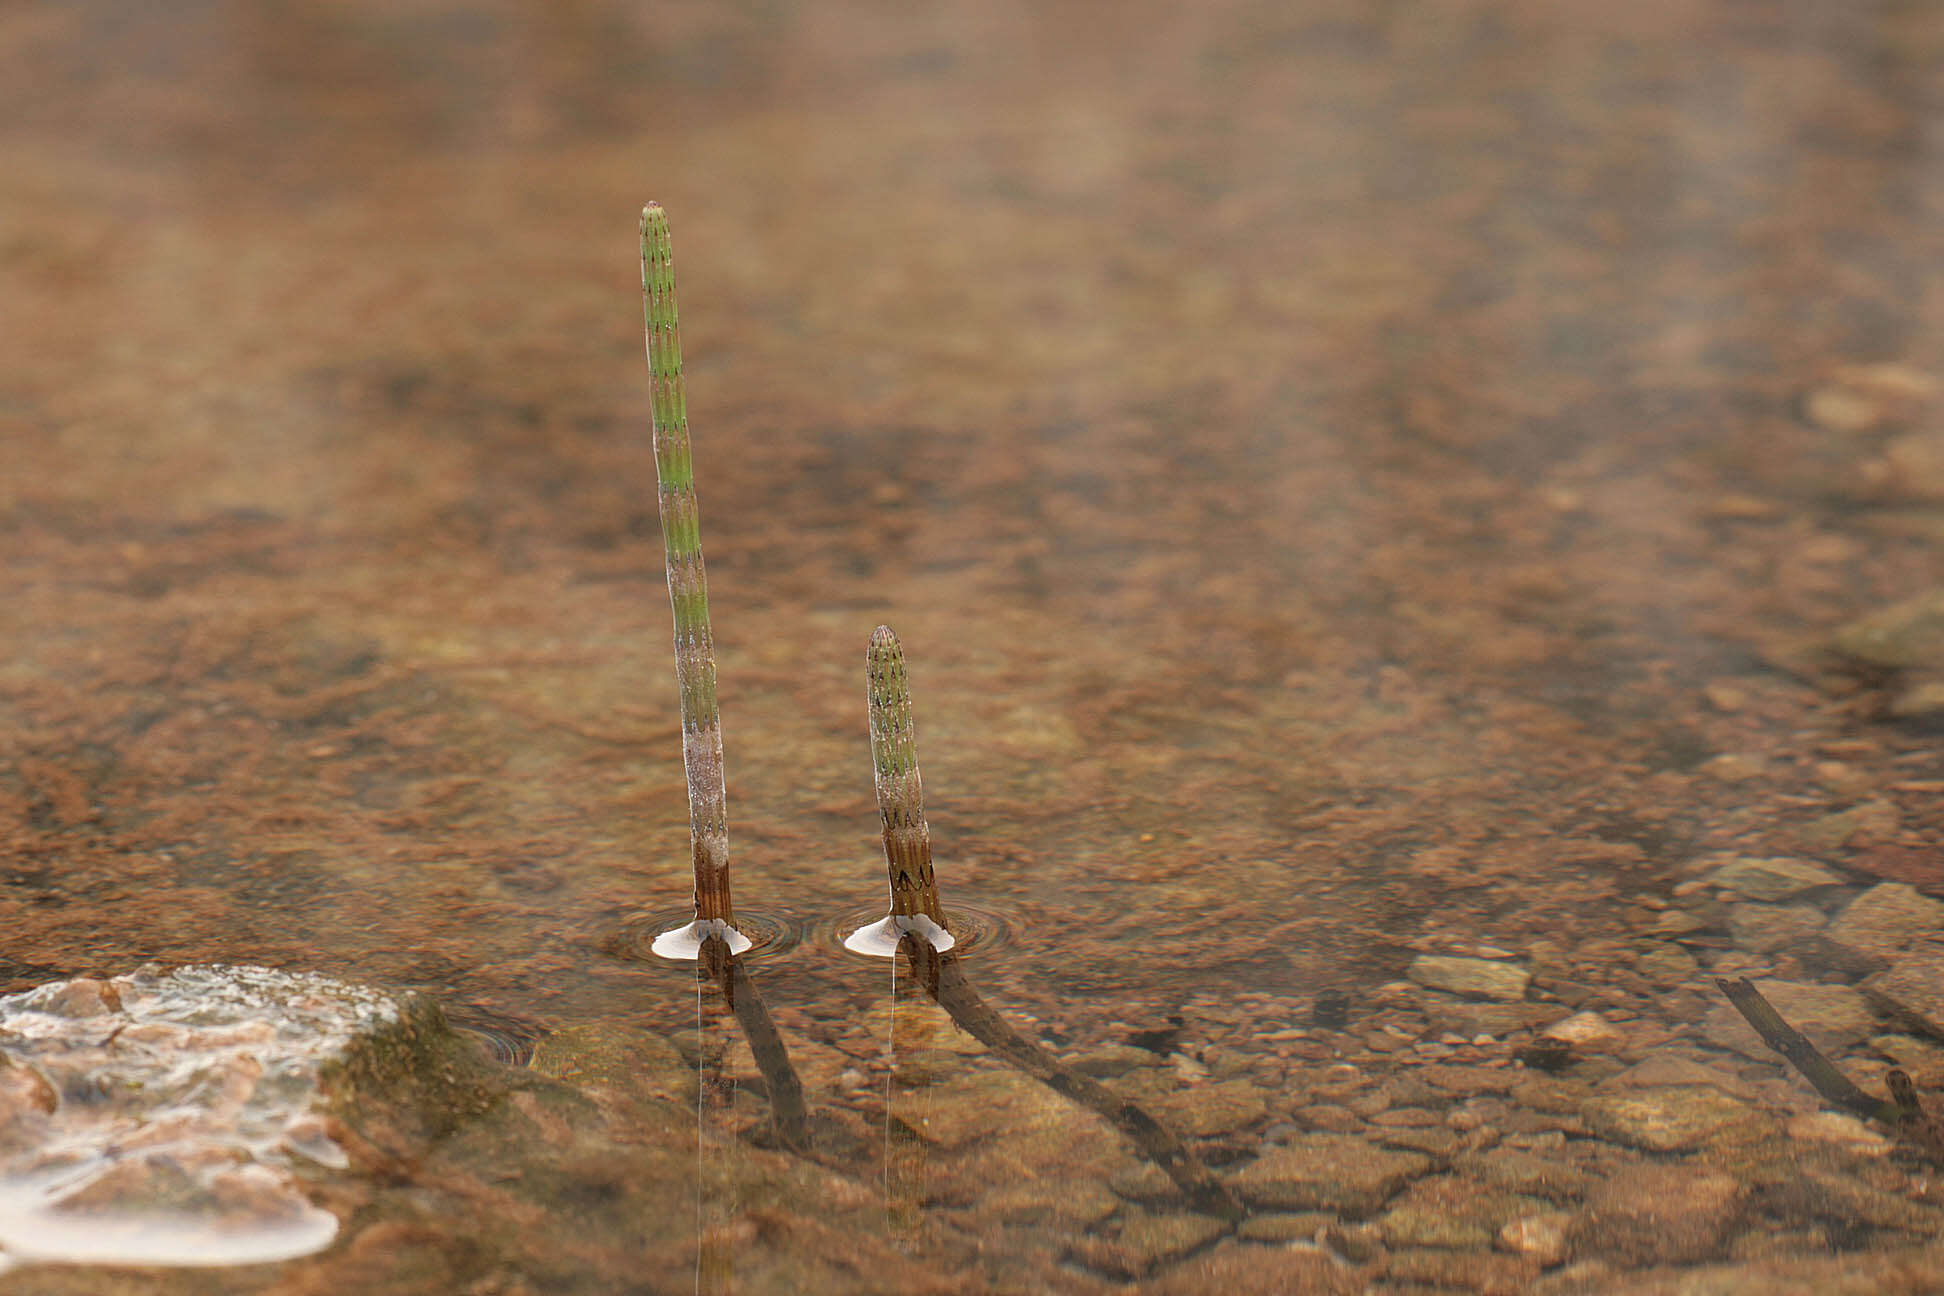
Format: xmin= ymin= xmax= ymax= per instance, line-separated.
xmin=650 ymin=917 xmax=753 ymax=960
xmin=842 ymin=913 xmax=955 ymax=957
xmin=0 ymin=1195 xmax=340 ymax=1269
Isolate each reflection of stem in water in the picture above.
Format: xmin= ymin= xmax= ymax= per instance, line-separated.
xmin=692 ymin=947 xmax=737 ymax=1296
xmin=701 ymin=933 xmax=808 ymax=1149
xmin=881 ymin=956 xmax=932 ymax=1243
xmin=903 ymin=936 xmax=1245 ymax=1223
xmin=641 ymin=203 xmax=737 ymax=934
xmin=688 ymin=941 xmax=809 ymax=1291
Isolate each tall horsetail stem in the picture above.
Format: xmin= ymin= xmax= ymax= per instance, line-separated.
xmin=868 ymin=626 xmax=945 ymax=922
xmin=641 ymin=203 xmax=734 ymax=927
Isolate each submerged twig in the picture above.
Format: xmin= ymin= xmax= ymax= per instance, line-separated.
xmin=1717 ymin=976 xmax=1944 ymax=1160
xmin=1716 ymin=977 xmax=1887 ymax=1120
xmin=641 ymin=203 xmax=737 ymax=937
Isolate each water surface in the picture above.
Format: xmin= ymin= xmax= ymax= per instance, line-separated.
xmin=4 ymin=1 xmax=1944 ymax=1290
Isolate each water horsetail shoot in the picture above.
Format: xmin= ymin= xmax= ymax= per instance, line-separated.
xmin=640 ymin=202 xmax=750 ymax=960
xmin=845 ymin=625 xmax=956 ymax=956
xmin=844 ymin=628 xmax=1242 ymax=1219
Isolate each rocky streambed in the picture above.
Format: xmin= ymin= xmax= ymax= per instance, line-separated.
xmin=1 ymin=853 xmax=1942 ymax=1296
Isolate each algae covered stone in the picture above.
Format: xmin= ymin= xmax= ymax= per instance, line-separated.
xmin=529 ymin=1019 xmax=693 ymax=1102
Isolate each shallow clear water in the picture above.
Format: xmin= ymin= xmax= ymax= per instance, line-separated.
xmin=4 ymin=0 xmax=1944 ymax=1291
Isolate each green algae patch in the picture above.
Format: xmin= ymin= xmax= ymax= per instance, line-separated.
xmin=317 ymin=991 xmax=565 ymax=1156
xmin=528 ymin=1019 xmax=693 ymax=1102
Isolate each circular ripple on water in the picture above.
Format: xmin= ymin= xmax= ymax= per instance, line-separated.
xmin=444 ymin=1008 xmax=547 ymax=1067
xmin=606 ymin=906 xmax=806 ymax=966
xmin=828 ymin=901 xmax=1014 ymax=961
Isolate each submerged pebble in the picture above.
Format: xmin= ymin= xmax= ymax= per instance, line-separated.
xmin=1865 ymin=951 xmax=1944 ymax=1039
xmin=1230 ymin=1133 xmax=1432 ymax=1215
xmin=1830 ymin=590 xmax=1944 ymax=671
xmin=1823 ymin=884 xmax=1944 ymax=972
xmin=1406 ymin=955 xmax=1531 ymax=1002
xmin=1705 ymin=857 xmax=1847 ymax=902
xmin=1576 ymin=1163 xmax=1746 ymax=1264
xmin=1579 ymin=1085 xmax=1767 ymax=1153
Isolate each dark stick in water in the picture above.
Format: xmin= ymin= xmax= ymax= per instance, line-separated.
xmin=1717 ymin=977 xmax=1893 ymax=1119
xmin=1717 ymin=976 xmax=1943 ymax=1160
xmin=901 ymin=934 xmax=1245 ymax=1222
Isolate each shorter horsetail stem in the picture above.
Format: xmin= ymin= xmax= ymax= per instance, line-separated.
xmin=868 ymin=626 xmax=945 ymax=923
xmin=641 ymin=202 xmax=734 ymax=931
xmin=844 ymin=627 xmax=952 ymax=956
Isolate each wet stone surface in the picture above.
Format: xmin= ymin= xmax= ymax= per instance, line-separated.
xmin=1823 ymin=885 xmax=1944 ymax=973
xmin=1575 ymin=1164 xmax=1747 ymax=1266
xmin=1230 ymin=1134 xmax=1434 ymax=1216
xmin=0 ymin=966 xmax=391 ymax=1271
xmin=1866 ymin=953 xmax=1944 ymax=1039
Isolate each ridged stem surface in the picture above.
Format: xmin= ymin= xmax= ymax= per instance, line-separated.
xmin=642 ymin=203 xmax=733 ymax=926
xmin=868 ymin=626 xmax=944 ymax=922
